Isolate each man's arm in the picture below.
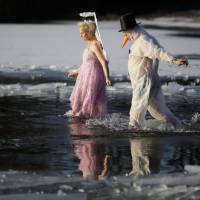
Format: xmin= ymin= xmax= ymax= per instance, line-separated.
xmin=140 ymin=37 xmax=188 ymax=65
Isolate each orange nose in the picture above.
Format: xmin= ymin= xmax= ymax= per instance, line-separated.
xmin=121 ymin=35 xmax=129 ymax=48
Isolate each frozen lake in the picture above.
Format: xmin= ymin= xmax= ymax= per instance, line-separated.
xmin=0 ymin=17 xmax=200 ymax=199
xmin=0 ymin=18 xmax=200 ymax=76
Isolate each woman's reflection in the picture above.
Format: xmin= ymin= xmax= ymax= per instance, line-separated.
xmin=129 ymin=138 xmax=162 ymax=176
xmin=70 ymin=118 xmax=110 ymax=180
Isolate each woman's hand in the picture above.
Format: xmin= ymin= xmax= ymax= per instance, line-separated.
xmin=67 ymin=69 xmax=79 ymax=79
xmin=106 ymin=78 xmax=112 ymax=86
xmin=172 ymin=58 xmax=188 ymax=66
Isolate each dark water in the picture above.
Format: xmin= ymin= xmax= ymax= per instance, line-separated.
xmin=0 ymin=87 xmax=199 ymax=172
xmin=0 ymin=85 xmax=200 ymax=199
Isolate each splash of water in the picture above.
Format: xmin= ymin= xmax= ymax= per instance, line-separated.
xmin=191 ymin=112 xmax=200 ymax=123
xmin=86 ymin=113 xmax=178 ymax=132
xmin=143 ymin=119 xmax=176 ymax=131
xmin=191 ymin=112 xmax=200 ymax=124
xmin=86 ymin=113 xmax=129 ymax=131
xmin=63 ymin=110 xmax=73 ymax=117
xmin=67 ymin=111 xmax=200 ymax=133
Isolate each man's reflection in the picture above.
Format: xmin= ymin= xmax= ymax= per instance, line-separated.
xmin=70 ymin=118 xmax=109 ymax=180
xmin=129 ymin=138 xmax=162 ymax=176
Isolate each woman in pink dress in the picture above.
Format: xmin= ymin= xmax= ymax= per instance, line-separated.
xmin=68 ymin=21 xmax=111 ymax=118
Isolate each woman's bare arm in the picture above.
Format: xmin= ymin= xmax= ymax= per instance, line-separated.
xmin=91 ymin=42 xmax=111 ymax=86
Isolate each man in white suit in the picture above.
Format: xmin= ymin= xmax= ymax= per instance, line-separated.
xmin=119 ymin=13 xmax=188 ymax=129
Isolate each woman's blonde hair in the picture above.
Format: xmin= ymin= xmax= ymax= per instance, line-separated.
xmin=78 ymin=21 xmax=96 ymax=36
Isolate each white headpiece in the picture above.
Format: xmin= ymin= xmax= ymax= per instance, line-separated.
xmin=79 ymin=12 xmax=109 ymax=63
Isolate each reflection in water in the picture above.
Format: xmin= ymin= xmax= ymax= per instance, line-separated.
xmin=70 ymin=118 xmax=165 ymax=179
xmin=129 ymin=138 xmax=162 ymax=176
xmin=70 ymin=118 xmax=110 ymax=180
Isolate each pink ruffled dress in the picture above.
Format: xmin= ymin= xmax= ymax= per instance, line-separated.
xmin=70 ymin=48 xmax=108 ymax=118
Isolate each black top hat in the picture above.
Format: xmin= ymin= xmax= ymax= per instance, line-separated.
xmin=118 ymin=13 xmax=140 ymax=32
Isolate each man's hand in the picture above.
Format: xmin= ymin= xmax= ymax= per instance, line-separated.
xmin=172 ymin=58 xmax=188 ymax=66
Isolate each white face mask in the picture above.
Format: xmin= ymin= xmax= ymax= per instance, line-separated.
xmin=121 ymin=26 xmax=142 ymax=48
xmin=127 ymin=27 xmax=141 ymax=41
